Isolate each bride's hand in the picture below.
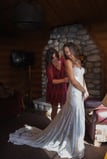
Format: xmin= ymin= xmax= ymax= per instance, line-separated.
xmin=82 ymin=89 xmax=85 ymax=98
xmin=83 ymin=90 xmax=89 ymax=100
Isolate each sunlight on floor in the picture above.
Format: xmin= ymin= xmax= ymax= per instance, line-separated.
xmin=104 ymin=152 xmax=107 ymax=159
xmin=95 ymin=125 xmax=107 ymax=146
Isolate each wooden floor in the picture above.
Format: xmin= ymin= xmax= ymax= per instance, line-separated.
xmin=0 ymin=110 xmax=107 ymax=159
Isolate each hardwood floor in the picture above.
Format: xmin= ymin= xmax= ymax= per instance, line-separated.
xmin=0 ymin=110 xmax=107 ymax=159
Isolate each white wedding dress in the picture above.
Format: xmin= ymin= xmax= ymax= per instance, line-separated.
xmin=9 ymin=67 xmax=86 ymax=159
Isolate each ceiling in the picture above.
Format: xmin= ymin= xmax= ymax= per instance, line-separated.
xmin=0 ymin=0 xmax=107 ymax=36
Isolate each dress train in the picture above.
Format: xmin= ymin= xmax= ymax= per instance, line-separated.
xmin=9 ymin=67 xmax=85 ymax=159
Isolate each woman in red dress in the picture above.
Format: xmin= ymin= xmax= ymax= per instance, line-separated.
xmin=45 ymin=48 xmax=68 ymax=119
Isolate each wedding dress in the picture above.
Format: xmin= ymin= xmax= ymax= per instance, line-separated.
xmin=8 ymin=67 xmax=86 ymax=159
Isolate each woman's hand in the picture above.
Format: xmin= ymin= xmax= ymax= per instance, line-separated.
xmin=64 ymin=77 xmax=69 ymax=83
xmin=83 ymin=90 xmax=89 ymax=100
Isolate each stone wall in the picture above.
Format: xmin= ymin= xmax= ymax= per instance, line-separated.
xmin=42 ymin=24 xmax=103 ymax=100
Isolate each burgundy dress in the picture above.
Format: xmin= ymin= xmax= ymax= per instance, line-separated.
xmin=46 ymin=57 xmax=67 ymax=106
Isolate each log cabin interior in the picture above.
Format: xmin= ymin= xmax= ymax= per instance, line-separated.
xmin=0 ymin=0 xmax=107 ymax=104
xmin=0 ymin=1 xmax=107 ymax=159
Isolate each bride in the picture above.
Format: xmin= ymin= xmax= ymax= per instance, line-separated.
xmin=8 ymin=42 xmax=89 ymax=159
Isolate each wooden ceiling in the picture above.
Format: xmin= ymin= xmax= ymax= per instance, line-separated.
xmin=0 ymin=0 xmax=107 ymax=36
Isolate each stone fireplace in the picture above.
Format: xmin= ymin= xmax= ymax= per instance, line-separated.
xmin=42 ymin=24 xmax=103 ymax=100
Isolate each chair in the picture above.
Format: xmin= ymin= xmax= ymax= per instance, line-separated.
xmin=84 ymin=98 xmax=107 ymax=145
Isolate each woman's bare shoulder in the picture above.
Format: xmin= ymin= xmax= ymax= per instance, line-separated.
xmin=65 ymin=59 xmax=72 ymax=65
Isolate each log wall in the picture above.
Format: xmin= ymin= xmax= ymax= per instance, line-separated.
xmin=0 ymin=22 xmax=107 ymax=106
xmin=0 ymin=31 xmax=49 ymax=103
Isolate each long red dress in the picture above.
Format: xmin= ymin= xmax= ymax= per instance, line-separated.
xmin=46 ymin=57 xmax=67 ymax=106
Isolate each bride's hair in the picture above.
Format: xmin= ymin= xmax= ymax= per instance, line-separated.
xmin=63 ymin=42 xmax=80 ymax=59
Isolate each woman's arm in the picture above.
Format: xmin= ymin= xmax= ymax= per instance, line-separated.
xmin=46 ymin=65 xmax=68 ymax=84
xmin=65 ymin=59 xmax=85 ymax=93
xmin=83 ymin=78 xmax=89 ymax=100
xmin=52 ymin=77 xmax=68 ymax=84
